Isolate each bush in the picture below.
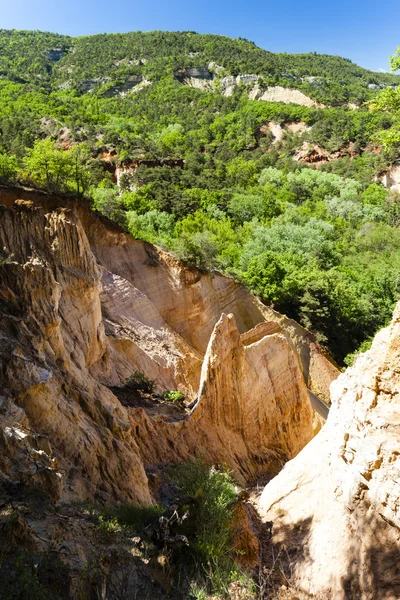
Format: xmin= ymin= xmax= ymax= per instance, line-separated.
xmin=126 ymin=209 xmax=175 ymax=241
xmin=163 ymin=389 xmax=185 ymax=406
xmin=126 ymin=370 xmax=156 ymax=394
xmin=173 ymin=231 xmax=219 ymax=270
xmin=343 ymin=338 xmax=373 ymax=367
xmin=95 ymin=459 xmax=254 ymax=597
xmin=91 ymin=186 xmax=127 ymax=225
xmin=168 ymin=458 xmax=241 ymax=594
xmin=0 ymin=152 xmax=19 ymax=183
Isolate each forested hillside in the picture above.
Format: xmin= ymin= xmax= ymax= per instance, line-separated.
xmin=1 ymin=28 xmax=400 ymax=364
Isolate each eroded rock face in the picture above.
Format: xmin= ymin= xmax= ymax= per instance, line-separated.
xmin=249 ymin=85 xmax=324 ymax=108
xmin=259 ymin=303 xmax=400 ymax=599
xmin=380 ymin=162 xmax=400 ymax=192
xmin=0 ymin=204 xmax=151 ymax=505
xmin=0 ymin=188 xmax=339 ymax=402
xmin=128 ymin=313 xmax=313 ymax=484
xmin=0 ymin=192 xmax=336 ymax=507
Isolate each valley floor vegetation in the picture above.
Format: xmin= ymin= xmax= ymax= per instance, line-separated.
xmin=0 ymin=459 xmax=256 ymax=600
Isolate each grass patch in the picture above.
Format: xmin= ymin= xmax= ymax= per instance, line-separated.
xmin=162 ymin=389 xmax=186 ymax=407
xmin=99 ymin=503 xmax=164 ymax=534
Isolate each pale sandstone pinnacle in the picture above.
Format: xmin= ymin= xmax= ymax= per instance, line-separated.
xmin=259 ymin=302 xmax=400 ymax=600
xmin=127 ymin=312 xmax=314 ymax=484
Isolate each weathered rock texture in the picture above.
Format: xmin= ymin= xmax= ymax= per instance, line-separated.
xmin=0 ymin=203 xmax=151 ymax=505
xmin=380 ymin=162 xmax=400 ymax=192
xmin=0 ymin=189 xmax=337 ymax=506
xmin=128 ymin=313 xmax=313 ymax=484
xmin=249 ymin=85 xmax=324 ymax=108
xmin=259 ymin=303 xmax=400 ymax=599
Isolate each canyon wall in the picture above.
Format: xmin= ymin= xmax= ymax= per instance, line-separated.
xmin=0 ymin=190 xmax=338 ymax=506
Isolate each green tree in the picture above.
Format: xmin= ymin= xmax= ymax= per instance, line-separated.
xmin=24 ymin=139 xmax=92 ymax=193
xmin=0 ymin=153 xmax=19 ymax=184
xmin=241 ymin=252 xmax=287 ymax=303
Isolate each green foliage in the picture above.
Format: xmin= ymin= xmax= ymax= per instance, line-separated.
xmin=361 ymin=183 xmax=388 ymax=206
xmin=24 ymin=139 xmax=93 ymax=193
xmin=96 ymin=515 xmax=122 ymax=534
xmin=173 ymin=230 xmax=219 ymax=271
xmin=228 ymin=190 xmax=281 ymax=223
xmin=259 ymin=166 xmax=284 ymax=186
xmin=163 ymin=390 xmax=186 ymax=406
xmin=0 ymin=28 xmax=399 ymax=364
xmin=285 ymin=168 xmax=361 ymax=202
xmin=94 ymin=460 xmax=253 ymax=598
xmin=369 ymin=48 xmax=400 ymax=152
xmin=0 ymin=152 xmax=18 ymax=183
xmin=23 ymin=29 xmax=397 ymax=105
xmin=170 ymin=458 xmax=237 ymax=559
xmin=126 ymin=209 xmax=175 ymax=242
xmin=320 ymin=153 xmax=388 ymax=184
xmin=100 ymin=503 xmax=164 ymax=533
xmin=391 ymin=47 xmax=400 ymax=72
xmin=241 ymin=252 xmax=288 ymax=304
xmin=344 ymin=338 xmax=374 ymax=367
xmin=126 ymin=370 xmax=156 ymax=394
xmin=90 ymin=187 xmax=127 ymax=226
xmin=0 ymin=29 xmax=70 ymax=82
xmin=168 ymin=458 xmax=245 ymax=595
xmin=121 ymin=185 xmax=156 ymax=213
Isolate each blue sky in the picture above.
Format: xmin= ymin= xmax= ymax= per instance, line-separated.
xmin=2 ymin=0 xmax=399 ymax=72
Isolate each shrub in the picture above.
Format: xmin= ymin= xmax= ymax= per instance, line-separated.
xmin=162 ymin=390 xmax=185 ymax=406
xmin=0 ymin=152 xmax=19 ymax=184
xmin=173 ymin=231 xmax=219 ymax=270
xmin=96 ymin=515 xmax=122 ymax=534
xmin=100 ymin=503 xmax=164 ymax=533
xmin=343 ymin=338 xmax=373 ymax=367
xmin=126 ymin=370 xmax=156 ymax=394
xmin=168 ymin=458 xmax=245 ymax=595
xmin=126 ymin=209 xmax=175 ymax=241
xmin=91 ymin=186 xmax=127 ymax=225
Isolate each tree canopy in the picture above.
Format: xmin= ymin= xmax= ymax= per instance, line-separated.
xmin=0 ymin=29 xmax=399 ymax=364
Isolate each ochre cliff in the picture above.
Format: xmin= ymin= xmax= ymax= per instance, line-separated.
xmin=128 ymin=313 xmax=313 ymax=484
xmin=259 ymin=302 xmax=400 ymax=599
xmin=0 ymin=190 xmax=338 ymax=507
xmin=0 ymin=203 xmax=151 ymax=504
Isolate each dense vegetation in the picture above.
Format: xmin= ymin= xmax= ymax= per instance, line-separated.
xmin=1 ymin=29 xmax=400 ymax=364
xmin=1 ymin=29 xmax=399 ymax=103
xmin=98 ymin=458 xmax=253 ymax=598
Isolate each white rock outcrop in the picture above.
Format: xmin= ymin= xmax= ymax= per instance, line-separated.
xmin=249 ymin=85 xmax=324 ymax=108
xmin=259 ymin=303 xmax=400 ymax=599
xmin=381 ymin=162 xmax=400 ymax=193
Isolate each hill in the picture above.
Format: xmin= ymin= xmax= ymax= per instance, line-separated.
xmin=1 ymin=29 xmax=399 ymax=104
xmin=0 ymin=29 xmax=399 ymax=364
